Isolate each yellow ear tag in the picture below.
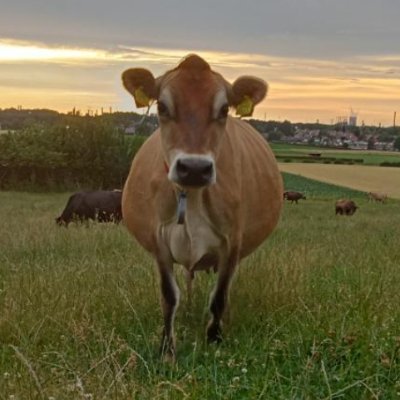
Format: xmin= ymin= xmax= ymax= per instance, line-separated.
xmin=236 ymin=95 xmax=254 ymax=117
xmin=133 ymin=87 xmax=151 ymax=108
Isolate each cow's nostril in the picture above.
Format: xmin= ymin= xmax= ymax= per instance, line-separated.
xmin=201 ymin=163 xmax=213 ymax=178
xmin=177 ymin=160 xmax=189 ymax=177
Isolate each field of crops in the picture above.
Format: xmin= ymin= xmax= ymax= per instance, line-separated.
xmin=271 ymin=143 xmax=400 ymax=166
xmin=280 ymin=164 xmax=400 ymax=199
xmin=282 ymin=172 xmax=366 ymax=199
xmin=1 ymin=185 xmax=400 ymax=399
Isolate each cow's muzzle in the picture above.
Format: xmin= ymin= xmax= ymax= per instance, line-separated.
xmin=170 ymin=155 xmax=216 ymax=188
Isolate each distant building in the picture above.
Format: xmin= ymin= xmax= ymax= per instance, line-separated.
xmin=374 ymin=142 xmax=394 ymax=151
xmin=348 ymin=141 xmax=368 ymax=150
xmin=348 ymin=115 xmax=357 ymax=126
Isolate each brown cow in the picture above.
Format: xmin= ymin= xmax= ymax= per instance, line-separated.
xmin=367 ymin=192 xmax=387 ymax=203
xmin=335 ymin=199 xmax=358 ymax=216
xmin=121 ymin=54 xmax=283 ymax=361
xmin=283 ymin=191 xmax=306 ymax=204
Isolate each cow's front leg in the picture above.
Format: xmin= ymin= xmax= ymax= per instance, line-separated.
xmin=207 ymin=251 xmax=238 ymax=343
xmin=157 ymin=259 xmax=180 ymax=362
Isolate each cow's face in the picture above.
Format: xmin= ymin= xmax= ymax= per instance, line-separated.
xmin=122 ymin=54 xmax=267 ymax=189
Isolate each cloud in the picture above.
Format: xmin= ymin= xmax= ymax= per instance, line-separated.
xmin=0 ymin=38 xmax=399 ymax=125
xmin=0 ymin=39 xmax=108 ymax=64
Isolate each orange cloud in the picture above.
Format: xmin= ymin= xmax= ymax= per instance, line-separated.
xmin=1 ymin=39 xmax=399 ymax=125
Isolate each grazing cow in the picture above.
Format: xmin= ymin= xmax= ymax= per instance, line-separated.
xmin=335 ymin=199 xmax=358 ymax=216
xmin=121 ymin=54 xmax=283 ymax=361
xmin=56 ymin=190 xmax=122 ymax=226
xmin=367 ymin=192 xmax=387 ymax=203
xmin=283 ymin=191 xmax=306 ymax=204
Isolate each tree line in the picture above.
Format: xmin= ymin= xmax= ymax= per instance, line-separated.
xmin=1 ymin=108 xmax=399 ymax=190
xmin=0 ymin=108 xmax=158 ymax=133
xmin=0 ymin=118 xmax=146 ymax=190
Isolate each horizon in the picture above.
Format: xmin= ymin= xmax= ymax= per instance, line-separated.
xmin=1 ymin=106 xmax=396 ymax=129
xmin=1 ymin=1 xmax=399 ymax=126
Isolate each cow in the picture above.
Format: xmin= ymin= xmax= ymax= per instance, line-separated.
xmin=56 ymin=190 xmax=122 ymax=226
xmin=367 ymin=192 xmax=387 ymax=203
xmin=335 ymin=199 xmax=358 ymax=216
xmin=121 ymin=54 xmax=283 ymax=361
xmin=283 ymin=191 xmax=306 ymax=204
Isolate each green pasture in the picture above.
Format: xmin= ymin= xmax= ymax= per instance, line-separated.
xmin=271 ymin=143 xmax=400 ymax=166
xmin=282 ymin=172 xmax=366 ymax=199
xmin=1 ymin=184 xmax=400 ymax=399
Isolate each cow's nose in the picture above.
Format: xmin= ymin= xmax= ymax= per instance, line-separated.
xmin=175 ymin=158 xmax=214 ymax=187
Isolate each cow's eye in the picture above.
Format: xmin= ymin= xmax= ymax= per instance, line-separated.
xmin=157 ymin=101 xmax=170 ymax=118
xmin=218 ymin=103 xmax=229 ymax=120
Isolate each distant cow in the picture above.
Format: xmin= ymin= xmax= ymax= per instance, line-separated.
xmin=335 ymin=199 xmax=358 ymax=216
xmin=367 ymin=192 xmax=387 ymax=203
xmin=56 ymin=190 xmax=122 ymax=226
xmin=283 ymin=191 xmax=306 ymax=204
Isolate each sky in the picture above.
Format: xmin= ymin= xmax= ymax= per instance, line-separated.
xmin=0 ymin=0 xmax=399 ymax=125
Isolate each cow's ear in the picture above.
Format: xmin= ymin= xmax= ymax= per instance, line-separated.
xmin=122 ymin=68 xmax=158 ymax=108
xmin=230 ymin=76 xmax=268 ymax=117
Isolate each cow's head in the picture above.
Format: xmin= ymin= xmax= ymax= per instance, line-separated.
xmin=55 ymin=216 xmax=67 ymax=227
xmin=122 ymin=54 xmax=267 ymax=188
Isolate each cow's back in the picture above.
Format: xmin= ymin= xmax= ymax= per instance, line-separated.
xmin=84 ymin=191 xmax=122 ymax=221
xmin=84 ymin=191 xmax=120 ymax=209
xmin=122 ymin=116 xmax=283 ymax=258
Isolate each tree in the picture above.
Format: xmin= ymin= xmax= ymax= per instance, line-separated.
xmin=394 ymin=136 xmax=400 ymax=151
xmin=350 ymin=126 xmax=361 ymax=137
xmin=280 ymin=120 xmax=294 ymax=136
xmin=267 ymin=130 xmax=283 ymax=141
xmin=367 ymin=138 xmax=375 ymax=150
xmin=0 ymin=120 xmax=146 ymax=190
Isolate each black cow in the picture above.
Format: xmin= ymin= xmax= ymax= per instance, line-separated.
xmin=283 ymin=191 xmax=306 ymax=204
xmin=56 ymin=190 xmax=122 ymax=226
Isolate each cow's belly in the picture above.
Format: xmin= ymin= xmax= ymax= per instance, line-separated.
xmin=161 ymin=214 xmax=222 ymax=270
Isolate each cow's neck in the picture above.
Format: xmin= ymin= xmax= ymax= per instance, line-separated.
xmin=176 ymin=190 xmax=187 ymax=224
xmin=173 ymin=187 xmax=204 ymax=224
xmin=162 ymin=187 xmax=222 ymax=269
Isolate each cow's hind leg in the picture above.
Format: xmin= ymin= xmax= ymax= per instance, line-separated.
xmin=207 ymin=251 xmax=238 ymax=343
xmin=158 ymin=260 xmax=180 ymax=362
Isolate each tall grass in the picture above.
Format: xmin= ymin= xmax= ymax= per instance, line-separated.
xmin=1 ymin=190 xmax=400 ymax=399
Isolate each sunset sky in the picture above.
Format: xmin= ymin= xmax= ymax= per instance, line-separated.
xmin=1 ymin=0 xmax=399 ymax=125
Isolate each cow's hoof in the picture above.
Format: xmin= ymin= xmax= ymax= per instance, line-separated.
xmin=162 ymin=351 xmax=176 ymax=364
xmin=159 ymin=336 xmax=176 ymax=363
xmin=207 ymin=322 xmax=223 ymax=343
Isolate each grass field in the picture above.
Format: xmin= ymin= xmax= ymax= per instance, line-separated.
xmin=1 ymin=189 xmax=400 ymax=399
xmin=271 ymin=143 xmax=400 ymax=166
xmin=282 ymin=172 xmax=366 ymax=199
xmin=279 ymin=164 xmax=400 ymax=199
